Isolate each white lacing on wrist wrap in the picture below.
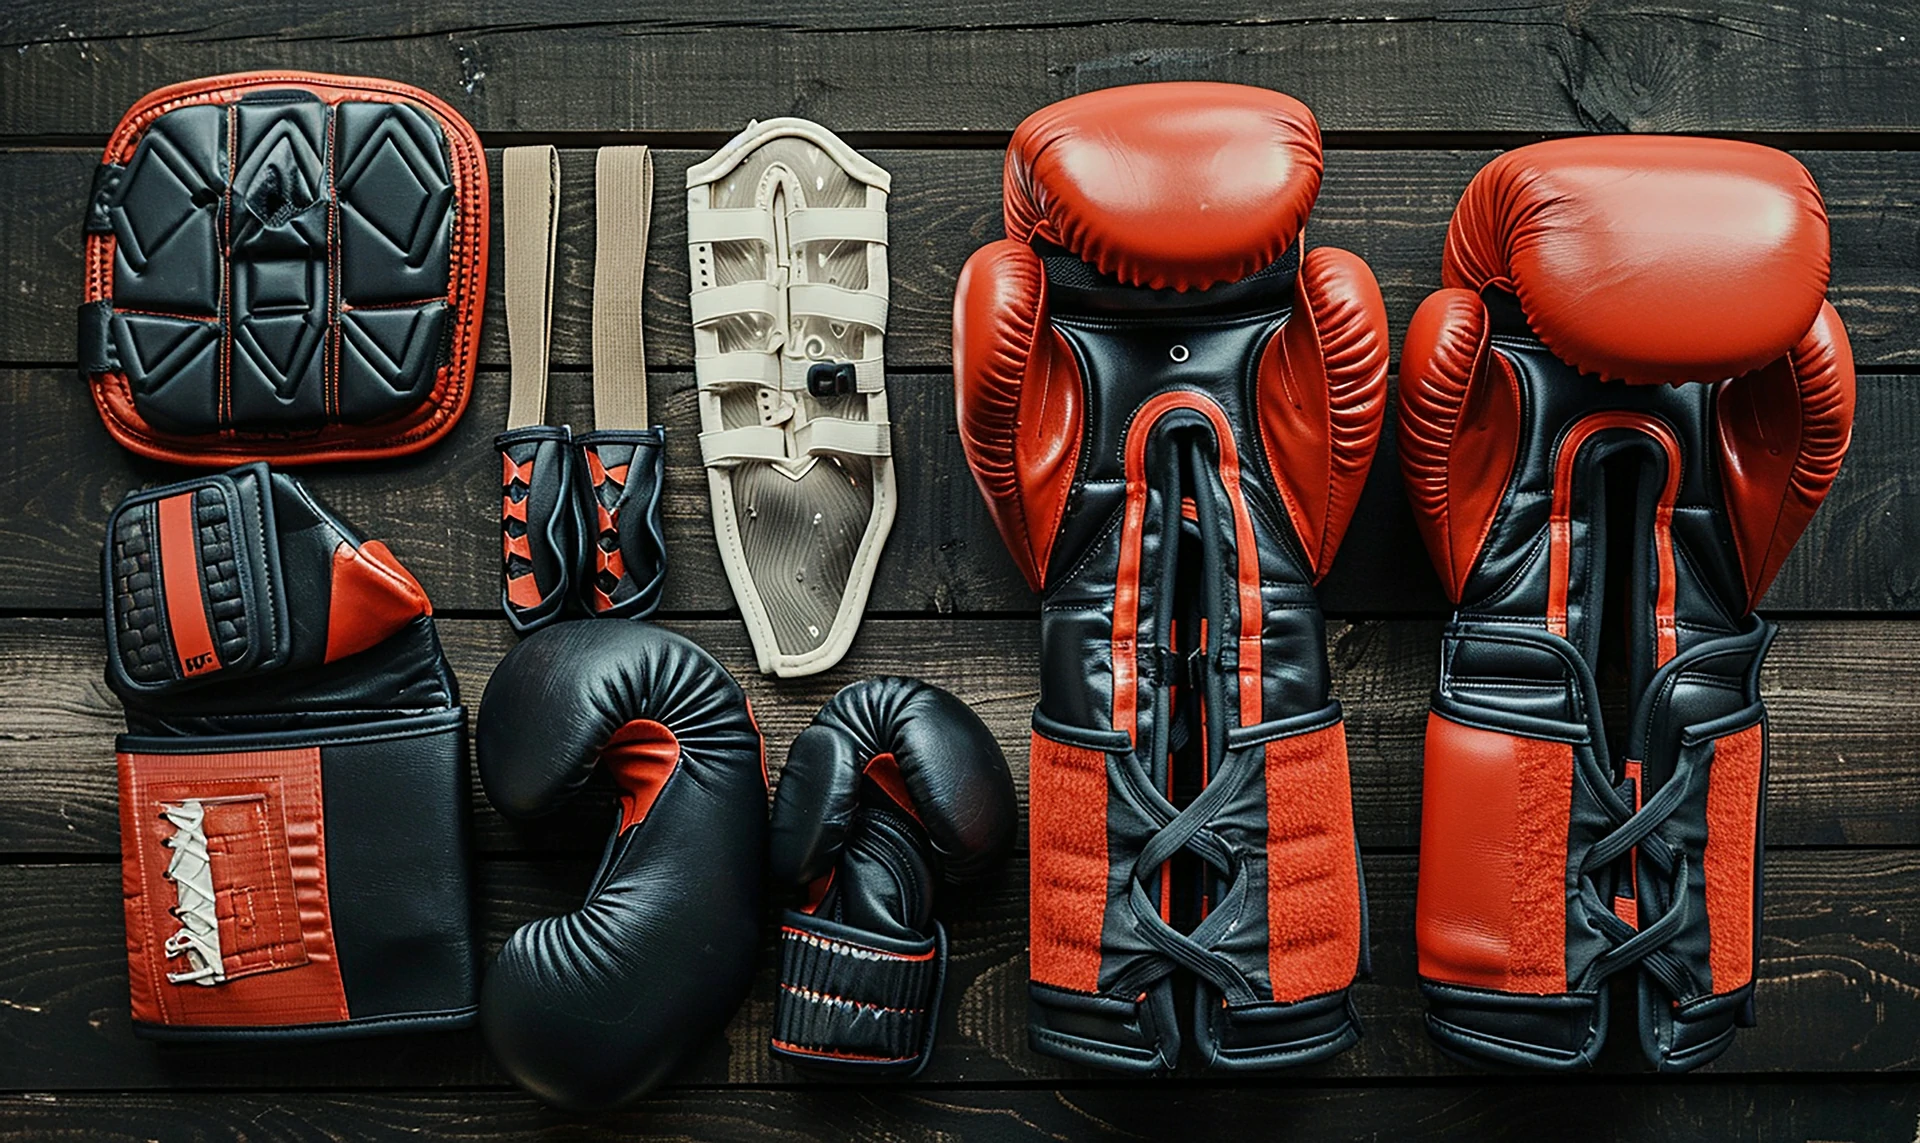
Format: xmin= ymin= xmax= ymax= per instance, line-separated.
xmin=158 ymin=800 xmax=225 ymax=986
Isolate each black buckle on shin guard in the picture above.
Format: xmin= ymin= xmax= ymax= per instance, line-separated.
xmin=771 ymin=911 xmax=946 ymax=1077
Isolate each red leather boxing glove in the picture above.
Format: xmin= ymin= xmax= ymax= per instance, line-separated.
xmin=953 ymin=82 xmax=1387 ymax=1074
xmin=1399 ymin=136 xmax=1854 ymax=1072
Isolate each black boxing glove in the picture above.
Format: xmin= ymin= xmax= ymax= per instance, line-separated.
xmin=104 ymin=462 xmax=473 ymax=1039
xmin=476 ymin=620 xmax=768 ymax=1111
xmin=768 ymin=678 xmax=1018 ymax=1076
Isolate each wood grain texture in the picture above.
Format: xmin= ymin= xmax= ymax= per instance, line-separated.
xmin=3 ymin=615 xmax=1915 ymax=857
xmin=6 ymin=148 xmax=1917 ymax=370
xmin=1 ymin=1083 xmax=1916 ymax=1141
xmin=0 ymin=367 xmax=1912 ymax=616
xmin=0 ymin=0 xmax=1915 ymax=1124
xmin=2 ymin=2 xmax=1917 ymax=137
xmin=1 ymin=850 xmax=1915 ymax=1089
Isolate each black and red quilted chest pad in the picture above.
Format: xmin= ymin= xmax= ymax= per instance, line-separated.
xmin=81 ymin=73 xmax=488 ymax=466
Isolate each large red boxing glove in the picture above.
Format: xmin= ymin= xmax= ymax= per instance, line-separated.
xmin=954 ymin=82 xmax=1387 ymax=1074
xmin=1399 ymin=136 xmax=1854 ymax=1072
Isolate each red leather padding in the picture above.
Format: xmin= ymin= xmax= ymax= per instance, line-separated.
xmin=1703 ymin=723 xmax=1764 ymax=994
xmin=1416 ymin=715 xmax=1572 ymax=994
xmin=1028 ymin=733 xmax=1109 ymax=993
xmin=1262 ymin=722 xmax=1362 ymax=1003
xmin=119 ymin=747 xmax=349 ymax=1028
xmin=1442 ymin=136 xmax=1832 ymax=386
xmin=1397 ymin=288 xmax=1523 ymax=604
xmin=157 ymin=491 xmax=220 ymax=678
xmin=1259 ymin=248 xmax=1389 ymax=582
xmin=1715 ymin=300 xmax=1857 ymax=610
xmin=1003 ymin=82 xmax=1322 ymax=292
xmin=324 ymin=540 xmax=431 ymax=664
xmin=603 ymin=720 xmax=683 ymax=834
xmin=953 ymin=239 xmax=1085 ymax=591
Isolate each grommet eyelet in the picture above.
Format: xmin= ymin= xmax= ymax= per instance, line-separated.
xmin=1169 ymin=344 xmax=1190 ymax=363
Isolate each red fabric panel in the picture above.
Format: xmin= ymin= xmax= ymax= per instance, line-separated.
xmin=1262 ymin=721 xmax=1362 ymax=1003
xmin=603 ymin=720 xmax=683 ymax=833
xmin=118 ymin=747 xmax=348 ymax=1028
xmin=1028 ymin=732 xmax=1108 ymax=993
xmin=156 ymin=492 xmax=219 ymax=678
xmin=1704 ymin=724 xmax=1765 ymax=994
xmin=1416 ymin=715 xmax=1573 ymax=994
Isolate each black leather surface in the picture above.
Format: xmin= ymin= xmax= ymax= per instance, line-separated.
xmin=86 ymin=90 xmax=457 ymax=435
xmin=766 ymin=678 xmax=1017 ymax=1076
xmin=574 ymin=428 xmax=668 ymax=620
xmin=474 ymin=621 xmax=767 ymax=1111
xmin=1420 ymin=303 xmax=1783 ymax=1072
xmin=497 ymin=425 xmax=578 ymax=634
xmin=1022 ymin=247 xmax=1362 ymax=1073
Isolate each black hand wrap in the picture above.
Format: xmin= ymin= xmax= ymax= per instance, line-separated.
xmin=497 ymin=424 xmax=579 ymax=633
xmin=574 ymin=427 xmax=667 ymax=618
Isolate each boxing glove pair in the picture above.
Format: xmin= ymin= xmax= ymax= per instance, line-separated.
xmin=476 ymin=622 xmax=1016 ymax=1109
xmin=105 ymin=463 xmax=475 ymax=1039
xmin=955 ymin=83 xmax=1851 ymax=1074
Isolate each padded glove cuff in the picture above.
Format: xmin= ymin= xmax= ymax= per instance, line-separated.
xmin=117 ymin=711 xmax=474 ymax=1040
xmin=772 ymin=910 xmax=946 ymax=1077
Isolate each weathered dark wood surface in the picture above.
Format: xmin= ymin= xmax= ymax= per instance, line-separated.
xmin=1 ymin=2 xmax=1916 ymax=1139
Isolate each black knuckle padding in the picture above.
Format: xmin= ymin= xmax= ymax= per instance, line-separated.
xmin=767 ymin=677 xmax=1017 ymax=1077
xmin=475 ymin=620 xmax=768 ymax=1111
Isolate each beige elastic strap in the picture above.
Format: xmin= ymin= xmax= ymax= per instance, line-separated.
xmin=503 ymin=146 xmax=561 ymax=431
xmin=592 ymin=146 xmax=654 ymax=430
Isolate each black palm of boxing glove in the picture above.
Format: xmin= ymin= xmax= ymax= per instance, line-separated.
xmin=769 ymin=678 xmax=1018 ymax=1076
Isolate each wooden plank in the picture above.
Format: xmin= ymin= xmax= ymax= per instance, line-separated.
xmin=6 ymin=148 xmax=1916 ymax=370
xmin=2 ymin=615 xmax=1915 ymax=857
xmin=1 ymin=850 xmax=1915 ymax=1089
xmin=0 ymin=366 xmax=1912 ymax=616
xmin=0 ymin=1082 xmax=1916 ymax=1140
xmin=3 ymin=2 xmax=1918 ymax=138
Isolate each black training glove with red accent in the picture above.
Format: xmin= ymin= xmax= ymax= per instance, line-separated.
xmin=104 ymin=462 xmax=473 ymax=1040
xmin=768 ymin=678 xmax=1017 ymax=1076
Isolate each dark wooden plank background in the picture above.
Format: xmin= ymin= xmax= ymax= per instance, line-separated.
xmin=1 ymin=3 xmax=1916 ymax=1139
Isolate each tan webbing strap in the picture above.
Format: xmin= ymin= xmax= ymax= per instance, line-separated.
xmin=503 ymin=146 xmax=561 ymax=431
xmin=592 ymin=146 xmax=654 ymax=430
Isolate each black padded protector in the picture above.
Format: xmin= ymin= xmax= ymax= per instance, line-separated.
xmin=81 ymin=73 xmax=486 ymax=466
